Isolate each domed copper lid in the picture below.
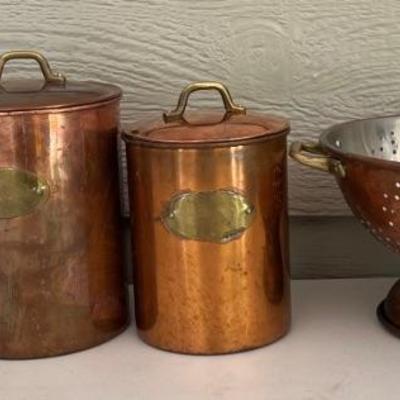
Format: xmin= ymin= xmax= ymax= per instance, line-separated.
xmin=0 ymin=50 xmax=121 ymax=113
xmin=123 ymin=81 xmax=289 ymax=148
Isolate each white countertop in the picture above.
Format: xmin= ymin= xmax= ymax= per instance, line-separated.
xmin=1 ymin=278 xmax=400 ymax=400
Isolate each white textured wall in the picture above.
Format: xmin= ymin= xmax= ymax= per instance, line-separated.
xmin=2 ymin=0 xmax=400 ymax=215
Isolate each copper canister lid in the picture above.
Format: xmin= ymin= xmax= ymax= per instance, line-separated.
xmin=0 ymin=50 xmax=121 ymax=113
xmin=123 ymin=81 xmax=289 ymax=148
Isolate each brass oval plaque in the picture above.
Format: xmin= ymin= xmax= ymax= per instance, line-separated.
xmin=162 ymin=189 xmax=255 ymax=243
xmin=0 ymin=168 xmax=49 ymax=219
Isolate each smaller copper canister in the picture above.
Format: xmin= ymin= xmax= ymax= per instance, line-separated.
xmin=123 ymin=82 xmax=290 ymax=354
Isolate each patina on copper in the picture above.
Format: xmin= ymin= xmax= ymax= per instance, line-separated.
xmin=0 ymin=50 xmax=128 ymax=359
xmin=290 ymin=115 xmax=400 ymax=338
xmin=123 ymin=81 xmax=290 ymax=354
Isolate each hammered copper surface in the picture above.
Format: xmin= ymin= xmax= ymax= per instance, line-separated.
xmin=125 ymin=136 xmax=290 ymax=354
xmin=0 ymin=99 xmax=128 ymax=359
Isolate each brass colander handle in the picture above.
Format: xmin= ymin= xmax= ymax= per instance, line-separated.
xmin=0 ymin=50 xmax=66 ymax=84
xmin=163 ymin=81 xmax=246 ymax=123
xmin=290 ymin=141 xmax=346 ymax=178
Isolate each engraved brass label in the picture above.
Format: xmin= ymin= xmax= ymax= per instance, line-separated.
xmin=0 ymin=168 xmax=49 ymax=219
xmin=162 ymin=189 xmax=255 ymax=243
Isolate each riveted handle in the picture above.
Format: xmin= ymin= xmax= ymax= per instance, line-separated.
xmin=0 ymin=50 xmax=66 ymax=84
xmin=290 ymin=141 xmax=346 ymax=178
xmin=163 ymin=81 xmax=246 ymax=123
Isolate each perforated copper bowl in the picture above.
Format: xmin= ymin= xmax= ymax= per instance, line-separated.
xmin=290 ymin=115 xmax=400 ymax=336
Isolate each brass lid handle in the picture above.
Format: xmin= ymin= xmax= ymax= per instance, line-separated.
xmin=0 ymin=50 xmax=66 ymax=84
xmin=163 ymin=81 xmax=246 ymax=123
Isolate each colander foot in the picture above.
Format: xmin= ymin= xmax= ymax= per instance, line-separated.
xmin=377 ymin=300 xmax=400 ymax=338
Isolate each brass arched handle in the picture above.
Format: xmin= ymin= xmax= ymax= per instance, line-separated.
xmin=163 ymin=81 xmax=246 ymax=123
xmin=0 ymin=50 xmax=66 ymax=84
xmin=290 ymin=141 xmax=346 ymax=178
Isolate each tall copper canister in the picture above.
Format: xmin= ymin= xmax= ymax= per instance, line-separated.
xmin=0 ymin=50 xmax=128 ymax=359
xmin=123 ymin=82 xmax=290 ymax=354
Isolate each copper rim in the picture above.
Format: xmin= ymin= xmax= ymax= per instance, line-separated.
xmin=122 ymin=127 xmax=289 ymax=148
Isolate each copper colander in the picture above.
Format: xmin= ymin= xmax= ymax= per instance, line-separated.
xmin=290 ymin=115 xmax=400 ymax=337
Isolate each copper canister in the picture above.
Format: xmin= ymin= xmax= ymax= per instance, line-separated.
xmin=0 ymin=50 xmax=128 ymax=359
xmin=123 ymin=82 xmax=290 ymax=354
